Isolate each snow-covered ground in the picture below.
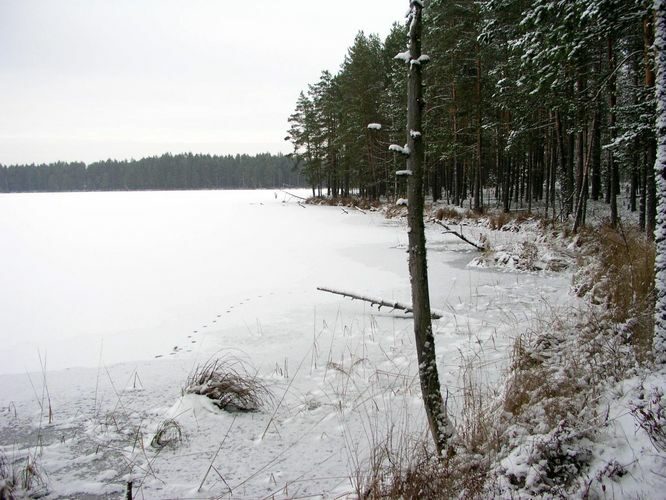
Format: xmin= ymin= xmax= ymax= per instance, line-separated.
xmin=0 ymin=190 xmax=599 ymax=498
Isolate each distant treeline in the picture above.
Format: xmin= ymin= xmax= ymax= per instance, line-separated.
xmin=0 ymin=152 xmax=305 ymax=192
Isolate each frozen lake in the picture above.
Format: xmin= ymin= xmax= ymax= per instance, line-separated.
xmin=0 ymin=189 xmax=578 ymax=498
xmin=0 ymin=188 xmax=571 ymax=379
xmin=0 ymin=189 xmax=413 ymax=374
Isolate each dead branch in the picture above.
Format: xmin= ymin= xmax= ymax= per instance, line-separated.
xmin=317 ymin=286 xmax=442 ymax=319
xmin=280 ymin=190 xmax=308 ymax=201
xmin=430 ymin=219 xmax=484 ymax=250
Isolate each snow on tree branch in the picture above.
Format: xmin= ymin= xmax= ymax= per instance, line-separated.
xmin=389 ymin=144 xmax=411 ymax=156
xmin=367 ymin=123 xmax=382 ymax=130
xmin=396 ymin=169 xmax=413 ymax=176
xmin=394 ymin=50 xmax=411 ymax=63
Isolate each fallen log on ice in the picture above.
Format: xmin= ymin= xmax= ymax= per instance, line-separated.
xmin=317 ymin=286 xmax=442 ymax=319
xmin=430 ymin=219 xmax=484 ymax=251
xmin=280 ymin=190 xmax=308 ymax=201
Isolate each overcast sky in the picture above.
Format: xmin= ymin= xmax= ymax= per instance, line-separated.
xmin=0 ymin=0 xmax=407 ymax=165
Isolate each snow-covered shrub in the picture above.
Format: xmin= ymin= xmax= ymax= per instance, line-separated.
xmin=492 ymin=298 xmax=642 ymax=497
xmin=517 ymin=240 xmax=539 ymax=270
xmin=185 ymin=356 xmax=273 ymax=413
xmin=503 ymin=328 xmax=588 ymax=430
xmin=500 ymin=421 xmax=592 ymax=496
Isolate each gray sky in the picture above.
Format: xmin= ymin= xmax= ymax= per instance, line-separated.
xmin=0 ymin=0 xmax=406 ymax=165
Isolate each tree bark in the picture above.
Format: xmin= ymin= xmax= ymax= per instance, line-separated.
xmin=555 ymin=111 xmax=568 ymax=218
xmin=404 ymin=0 xmax=451 ymax=455
xmin=474 ymin=44 xmax=483 ymax=213
xmin=652 ymin=0 xmax=666 ymax=363
xmin=573 ymin=115 xmax=597 ymax=233
xmin=591 ymin=109 xmax=602 ymax=200
xmin=608 ymin=37 xmax=619 ymax=227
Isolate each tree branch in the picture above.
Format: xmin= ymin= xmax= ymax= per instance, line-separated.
xmin=430 ymin=219 xmax=484 ymax=250
xmin=316 ymin=286 xmax=442 ymax=319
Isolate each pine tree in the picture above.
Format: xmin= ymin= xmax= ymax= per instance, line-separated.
xmin=399 ymin=0 xmax=452 ymax=456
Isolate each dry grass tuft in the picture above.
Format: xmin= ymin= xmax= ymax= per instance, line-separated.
xmin=487 ymin=211 xmax=512 ymax=230
xmin=434 ymin=206 xmax=463 ymax=222
xmin=458 ymin=361 xmax=503 ymax=456
xmin=384 ymin=204 xmax=408 ymax=219
xmin=575 ymin=224 xmax=655 ymax=359
xmin=0 ymin=452 xmax=13 ymax=500
xmin=502 ymin=310 xmax=624 ymax=429
xmin=185 ymin=356 xmax=273 ymax=413
xmin=0 ymin=452 xmax=47 ymax=499
xmin=352 ymin=358 xmax=499 ymax=498
xmin=150 ymin=419 xmax=184 ymax=450
xmin=354 ymin=438 xmax=489 ymax=499
xmin=17 ymin=457 xmax=46 ymax=495
xmin=307 ymin=196 xmax=381 ymax=210
xmin=503 ymin=352 xmax=583 ymax=428
xmin=630 ymin=386 xmax=666 ymax=452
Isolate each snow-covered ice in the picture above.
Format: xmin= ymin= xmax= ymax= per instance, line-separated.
xmin=0 ymin=189 xmax=578 ymax=498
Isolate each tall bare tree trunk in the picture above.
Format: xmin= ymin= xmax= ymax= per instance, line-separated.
xmin=474 ymin=45 xmax=483 ymax=213
xmin=555 ymin=111 xmax=568 ymax=218
xmin=608 ymin=37 xmax=619 ymax=227
xmin=646 ymin=14 xmax=658 ymax=239
xmin=653 ymin=0 xmax=666 ymax=363
xmin=404 ymin=0 xmax=451 ymax=455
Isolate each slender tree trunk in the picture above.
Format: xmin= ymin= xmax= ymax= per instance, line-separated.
xmin=631 ymin=147 xmax=638 ymax=212
xmin=592 ymin=109 xmax=602 ymax=200
xmin=608 ymin=37 xmax=619 ymax=227
xmin=567 ymin=128 xmax=575 ymax=214
xmin=474 ymin=45 xmax=483 ymax=213
xmin=641 ymin=151 xmax=648 ymax=231
xmin=404 ymin=0 xmax=451 ymax=454
xmin=653 ymin=0 xmax=666 ymax=363
xmin=574 ymin=115 xmax=597 ymax=233
xmin=555 ymin=111 xmax=568 ymax=218
xmin=576 ymin=74 xmax=586 ymax=203
xmin=647 ymin=14 xmax=658 ymax=239
xmin=545 ymin=127 xmax=551 ymax=217
xmin=503 ymin=155 xmax=512 ymax=212
xmin=452 ymin=82 xmax=460 ymax=206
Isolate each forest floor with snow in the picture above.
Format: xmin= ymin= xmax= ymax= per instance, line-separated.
xmin=1 ymin=193 xmax=664 ymax=499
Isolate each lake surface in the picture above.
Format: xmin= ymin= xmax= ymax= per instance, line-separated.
xmin=0 ymin=190 xmax=410 ymax=374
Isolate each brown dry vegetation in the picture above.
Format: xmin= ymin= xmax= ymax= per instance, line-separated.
xmin=366 ymin=218 xmax=656 ymax=498
xmin=575 ymin=223 xmax=655 ymax=359
xmin=434 ymin=206 xmax=465 ymax=222
xmin=185 ymin=356 xmax=274 ymax=413
xmin=306 ymin=196 xmax=381 ymax=210
xmin=355 ymin=442 xmax=488 ymax=499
